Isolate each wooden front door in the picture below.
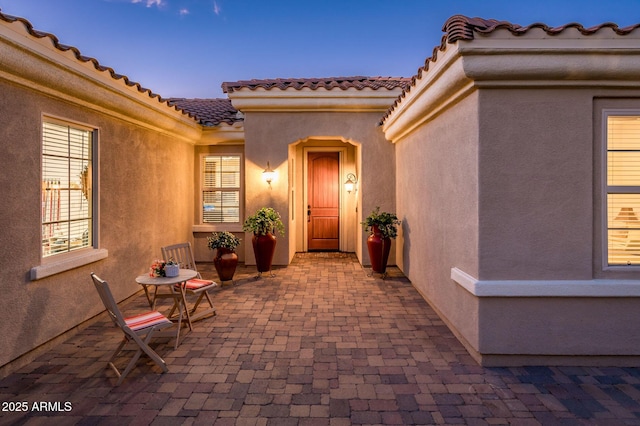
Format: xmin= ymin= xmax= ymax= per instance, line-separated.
xmin=307 ymin=152 xmax=339 ymax=251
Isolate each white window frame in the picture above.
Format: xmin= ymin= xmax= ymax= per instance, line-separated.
xmin=602 ymin=109 xmax=640 ymax=271
xmin=196 ymin=153 xmax=243 ymax=232
xmin=30 ymin=116 xmax=107 ymax=280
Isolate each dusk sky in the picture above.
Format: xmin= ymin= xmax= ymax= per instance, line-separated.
xmin=1 ymin=0 xmax=640 ymax=99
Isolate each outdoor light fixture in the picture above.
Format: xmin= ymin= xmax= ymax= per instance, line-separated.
xmin=262 ymin=162 xmax=275 ymax=187
xmin=344 ymin=173 xmax=358 ymax=194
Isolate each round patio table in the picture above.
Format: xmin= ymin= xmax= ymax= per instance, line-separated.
xmin=135 ymin=269 xmax=197 ymax=349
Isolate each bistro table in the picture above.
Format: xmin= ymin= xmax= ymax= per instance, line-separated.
xmin=135 ymin=269 xmax=198 ymax=349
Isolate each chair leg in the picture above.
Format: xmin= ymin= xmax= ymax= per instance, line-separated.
xmin=109 ymin=330 xmax=169 ymax=385
xmin=116 ymin=347 xmax=144 ymax=386
xmin=190 ymin=293 xmax=206 ymax=313
xmin=203 ymin=292 xmax=216 ymax=315
xmin=134 ymin=331 xmax=168 ymax=373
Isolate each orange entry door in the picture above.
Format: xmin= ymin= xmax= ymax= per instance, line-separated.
xmin=307 ymin=152 xmax=339 ymax=251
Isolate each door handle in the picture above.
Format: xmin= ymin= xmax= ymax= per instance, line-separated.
xmin=307 ymin=205 xmax=311 ymax=222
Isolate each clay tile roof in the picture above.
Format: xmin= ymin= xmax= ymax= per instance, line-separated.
xmin=380 ymin=15 xmax=640 ymax=125
xmin=222 ymin=76 xmax=411 ymax=94
xmin=0 ymin=10 xmax=200 ymax=123
xmin=167 ymin=98 xmax=242 ymax=126
xmin=442 ymin=14 xmax=640 ymax=42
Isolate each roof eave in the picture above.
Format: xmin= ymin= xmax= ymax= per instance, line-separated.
xmin=227 ymin=87 xmax=405 ymax=113
xmin=0 ymin=12 xmax=201 ymax=141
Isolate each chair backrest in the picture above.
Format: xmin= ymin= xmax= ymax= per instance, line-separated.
xmin=91 ymin=273 xmax=127 ymax=329
xmin=161 ymin=242 xmax=201 ymax=278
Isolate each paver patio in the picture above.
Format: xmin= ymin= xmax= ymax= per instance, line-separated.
xmin=1 ymin=253 xmax=640 ymax=425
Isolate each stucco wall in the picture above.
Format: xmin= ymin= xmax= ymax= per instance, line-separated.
xmin=241 ymin=111 xmax=395 ymax=266
xmin=477 ymin=89 xmax=594 ymax=280
xmin=395 ymin=92 xmax=481 ymax=350
xmin=395 ymin=85 xmax=640 ymax=364
xmin=0 ymin=80 xmax=195 ymax=368
xmin=471 ymin=89 xmax=640 ymax=363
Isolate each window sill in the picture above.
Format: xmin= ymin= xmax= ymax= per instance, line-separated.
xmin=192 ymin=224 xmax=243 ymax=233
xmin=30 ymin=248 xmax=109 ymax=281
xmin=451 ymin=267 xmax=640 ymax=297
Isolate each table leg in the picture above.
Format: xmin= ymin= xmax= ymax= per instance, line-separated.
xmin=177 ymin=282 xmax=193 ymax=331
xmin=141 ymin=284 xmax=160 ymax=310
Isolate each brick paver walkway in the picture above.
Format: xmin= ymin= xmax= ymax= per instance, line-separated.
xmin=1 ymin=253 xmax=640 ymax=425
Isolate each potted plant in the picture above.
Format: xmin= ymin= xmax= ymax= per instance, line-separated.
xmin=243 ymin=207 xmax=285 ymax=274
xmin=207 ymin=231 xmax=241 ymax=282
xmin=362 ymin=207 xmax=401 ymax=275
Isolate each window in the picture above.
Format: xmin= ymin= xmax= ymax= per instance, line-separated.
xmin=202 ymin=155 xmax=241 ymax=224
xmin=41 ymin=120 xmax=94 ymax=257
xmin=605 ymin=113 xmax=640 ymax=266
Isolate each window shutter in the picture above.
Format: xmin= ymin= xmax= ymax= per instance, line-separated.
xmin=42 ymin=121 xmax=93 ymax=257
xmin=606 ymin=115 xmax=640 ymax=265
xmin=202 ymin=155 xmax=241 ymax=224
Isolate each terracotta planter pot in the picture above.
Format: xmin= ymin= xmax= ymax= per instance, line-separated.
xmin=213 ymin=247 xmax=238 ymax=281
xmin=367 ymin=225 xmax=391 ymax=274
xmin=252 ymin=232 xmax=277 ymax=273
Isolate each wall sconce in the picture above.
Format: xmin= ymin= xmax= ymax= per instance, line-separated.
xmin=344 ymin=173 xmax=358 ymax=194
xmin=262 ymin=162 xmax=275 ymax=187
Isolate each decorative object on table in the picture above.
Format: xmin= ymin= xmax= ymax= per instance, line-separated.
xmin=243 ymin=207 xmax=285 ymax=277
xmin=362 ymin=207 xmax=401 ymax=277
xmin=164 ymin=258 xmax=179 ymax=278
xmin=150 ymin=259 xmax=168 ymax=277
xmin=207 ymin=231 xmax=241 ymax=283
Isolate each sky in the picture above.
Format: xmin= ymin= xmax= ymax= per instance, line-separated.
xmin=1 ymin=0 xmax=640 ymax=99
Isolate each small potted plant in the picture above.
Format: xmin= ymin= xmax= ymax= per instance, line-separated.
xmin=207 ymin=231 xmax=241 ymax=282
xmin=243 ymin=207 xmax=285 ymax=274
xmin=362 ymin=207 xmax=401 ymax=275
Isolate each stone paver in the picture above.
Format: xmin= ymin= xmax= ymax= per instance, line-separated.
xmin=1 ymin=253 xmax=640 ymax=425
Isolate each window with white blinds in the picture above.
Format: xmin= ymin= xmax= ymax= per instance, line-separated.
xmin=606 ymin=114 xmax=640 ymax=266
xmin=202 ymin=155 xmax=241 ymax=223
xmin=42 ymin=120 xmax=94 ymax=257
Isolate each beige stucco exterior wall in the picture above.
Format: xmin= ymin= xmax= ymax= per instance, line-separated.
xmin=394 ymin=92 xmax=481 ymax=352
xmin=240 ymin=111 xmax=396 ymax=266
xmin=385 ymin=30 xmax=640 ymax=365
xmin=393 ymin=85 xmax=640 ymax=365
xmin=473 ymin=89 xmax=640 ymax=364
xmin=477 ymin=89 xmax=594 ymax=280
xmin=0 ymin=79 xmax=197 ymax=369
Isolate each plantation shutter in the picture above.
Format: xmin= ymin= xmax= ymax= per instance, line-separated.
xmin=203 ymin=155 xmax=240 ymax=223
xmin=606 ymin=115 xmax=640 ymax=265
xmin=42 ymin=121 xmax=93 ymax=257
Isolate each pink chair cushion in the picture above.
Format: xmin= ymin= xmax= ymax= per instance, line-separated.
xmin=125 ymin=311 xmax=171 ymax=331
xmin=175 ymin=278 xmax=215 ymax=291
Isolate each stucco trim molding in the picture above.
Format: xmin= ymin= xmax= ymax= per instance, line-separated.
xmin=381 ymin=45 xmax=475 ymax=143
xmin=30 ymin=249 xmax=109 ymax=281
xmin=199 ymin=123 xmax=245 ymax=145
xmin=228 ymin=88 xmax=404 ymax=113
xmin=451 ymin=267 xmax=640 ymax=297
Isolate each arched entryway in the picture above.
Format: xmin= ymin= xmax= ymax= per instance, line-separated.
xmin=289 ymin=137 xmax=360 ymax=254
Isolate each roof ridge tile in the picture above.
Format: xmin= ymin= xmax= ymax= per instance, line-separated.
xmin=380 ymin=15 xmax=640 ymax=126
xmin=222 ymin=76 xmax=411 ymax=93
